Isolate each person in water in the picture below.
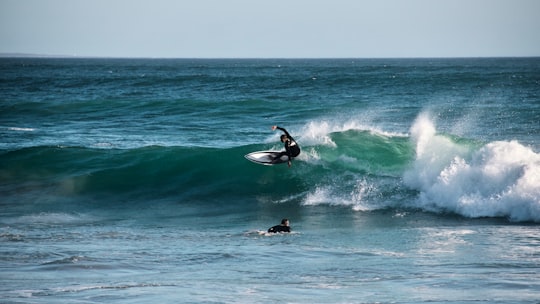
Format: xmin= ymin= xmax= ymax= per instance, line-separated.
xmin=268 ymin=218 xmax=291 ymax=233
xmin=271 ymin=125 xmax=300 ymax=167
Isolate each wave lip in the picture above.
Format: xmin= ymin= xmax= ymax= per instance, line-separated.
xmin=404 ymin=113 xmax=540 ymax=222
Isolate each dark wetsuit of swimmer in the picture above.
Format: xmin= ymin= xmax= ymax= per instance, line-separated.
xmin=267 ymin=224 xmax=291 ymax=233
xmin=273 ymin=126 xmax=300 ymax=164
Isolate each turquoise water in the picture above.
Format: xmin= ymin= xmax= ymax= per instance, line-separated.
xmin=1 ymin=58 xmax=539 ymax=303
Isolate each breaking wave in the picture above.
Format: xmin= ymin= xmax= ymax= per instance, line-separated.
xmin=404 ymin=112 xmax=540 ymax=222
xmin=1 ymin=114 xmax=538 ymax=222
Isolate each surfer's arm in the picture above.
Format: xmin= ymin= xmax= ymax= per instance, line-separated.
xmin=272 ymin=126 xmax=291 ymax=138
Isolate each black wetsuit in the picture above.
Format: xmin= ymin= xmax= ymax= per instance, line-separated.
xmin=274 ymin=127 xmax=300 ymax=163
xmin=267 ymin=224 xmax=291 ymax=233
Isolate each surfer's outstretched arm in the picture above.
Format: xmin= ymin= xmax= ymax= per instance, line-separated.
xmin=272 ymin=125 xmax=291 ymax=138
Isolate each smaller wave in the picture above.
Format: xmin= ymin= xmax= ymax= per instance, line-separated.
xmin=244 ymin=230 xmax=301 ymax=237
xmin=404 ymin=112 xmax=540 ymax=222
xmin=0 ymin=232 xmax=24 ymax=242
xmin=10 ymin=283 xmax=173 ymax=300
xmin=3 ymin=212 xmax=90 ymax=226
xmin=50 ymin=282 xmax=174 ymax=294
xmin=42 ymin=255 xmax=88 ymax=265
xmin=39 ymin=255 xmax=126 ymax=272
xmin=7 ymin=127 xmax=36 ymax=132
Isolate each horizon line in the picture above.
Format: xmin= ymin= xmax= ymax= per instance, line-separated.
xmin=1 ymin=53 xmax=539 ymax=60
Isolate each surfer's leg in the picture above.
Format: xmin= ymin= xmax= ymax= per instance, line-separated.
xmin=271 ymin=152 xmax=287 ymax=164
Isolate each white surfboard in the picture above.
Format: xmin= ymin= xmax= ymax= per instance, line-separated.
xmin=244 ymin=151 xmax=288 ymax=166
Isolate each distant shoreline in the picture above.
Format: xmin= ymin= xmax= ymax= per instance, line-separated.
xmin=0 ymin=53 xmax=78 ymax=58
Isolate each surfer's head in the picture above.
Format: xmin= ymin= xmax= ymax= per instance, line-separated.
xmin=280 ymin=134 xmax=288 ymax=142
xmin=281 ymin=218 xmax=289 ymax=226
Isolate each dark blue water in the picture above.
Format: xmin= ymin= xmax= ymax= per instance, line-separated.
xmin=1 ymin=58 xmax=539 ymax=303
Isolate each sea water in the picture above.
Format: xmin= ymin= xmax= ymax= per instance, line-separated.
xmin=1 ymin=58 xmax=539 ymax=303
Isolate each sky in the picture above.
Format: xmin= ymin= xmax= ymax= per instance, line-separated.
xmin=1 ymin=0 xmax=539 ymax=58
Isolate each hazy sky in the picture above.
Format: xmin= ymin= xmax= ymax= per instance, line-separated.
xmin=1 ymin=0 xmax=539 ymax=58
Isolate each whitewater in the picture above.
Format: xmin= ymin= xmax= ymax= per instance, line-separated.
xmin=1 ymin=58 xmax=539 ymax=303
xmin=295 ymin=114 xmax=540 ymax=222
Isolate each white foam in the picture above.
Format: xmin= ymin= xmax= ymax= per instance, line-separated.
xmin=404 ymin=112 xmax=540 ymax=222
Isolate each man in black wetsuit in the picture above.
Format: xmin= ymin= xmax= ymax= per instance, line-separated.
xmin=268 ymin=218 xmax=291 ymax=233
xmin=272 ymin=125 xmax=301 ymax=167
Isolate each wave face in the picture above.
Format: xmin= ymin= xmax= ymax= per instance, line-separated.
xmin=2 ymin=114 xmax=538 ymax=222
xmin=0 ymin=126 xmax=412 ymax=207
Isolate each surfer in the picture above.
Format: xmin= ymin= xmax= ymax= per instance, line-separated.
xmin=268 ymin=218 xmax=291 ymax=233
xmin=271 ymin=125 xmax=300 ymax=167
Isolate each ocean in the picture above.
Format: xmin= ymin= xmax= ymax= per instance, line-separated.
xmin=1 ymin=57 xmax=539 ymax=303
